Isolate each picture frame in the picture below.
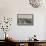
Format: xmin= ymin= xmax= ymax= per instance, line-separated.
xmin=17 ymin=14 xmax=33 ymax=25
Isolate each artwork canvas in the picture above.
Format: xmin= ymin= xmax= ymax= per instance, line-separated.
xmin=17 ymin=14 xmax=33 ymax=25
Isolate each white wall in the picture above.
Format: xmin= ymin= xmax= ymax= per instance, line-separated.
xmin=0 ymin=0 xmax=46 ymax=40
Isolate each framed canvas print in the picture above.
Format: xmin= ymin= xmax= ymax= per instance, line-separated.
xmin=17 ymin=14 xmax=33 ymax=25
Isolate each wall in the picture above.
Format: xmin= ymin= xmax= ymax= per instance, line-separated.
xmin=0 ymin=0 xmax=46 ymax=40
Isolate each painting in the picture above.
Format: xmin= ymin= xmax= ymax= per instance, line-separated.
xmin=17 ymin=14 xmax=33 ymax=25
